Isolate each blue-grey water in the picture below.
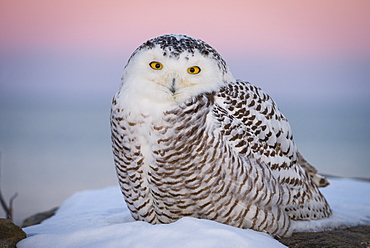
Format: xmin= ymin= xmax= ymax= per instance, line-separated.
xmin=0 ymin=97 xmax=369 ymax=225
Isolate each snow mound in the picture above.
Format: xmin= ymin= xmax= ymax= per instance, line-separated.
xmin=19 ymin=178 xmax=370 ymax=248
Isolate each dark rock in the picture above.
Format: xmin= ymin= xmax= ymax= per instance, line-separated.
xmin=277 ymin=225 xmax=370 ymax=248
xmin=0 ymin=219 xmax=27 ymax=248
xmin=22 ymin=207 xmax=58 ymax=227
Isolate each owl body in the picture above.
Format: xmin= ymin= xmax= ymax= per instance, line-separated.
xmin=111 ymin=34 xmax=331 ymax=237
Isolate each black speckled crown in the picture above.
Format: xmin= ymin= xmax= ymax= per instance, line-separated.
xmin=128 ymin=34 xmax=228 ymax=74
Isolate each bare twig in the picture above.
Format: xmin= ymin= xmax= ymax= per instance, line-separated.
xmin=9 ymin=192 xmax=19 ymax=219
xmin=0 ymin=151 xmax=18 ymax=220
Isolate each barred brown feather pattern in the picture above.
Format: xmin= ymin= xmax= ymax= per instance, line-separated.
xmin=216 ymin=81 xmax=331 ymax=220
xmin=111 ymin=80 xmax=331 ymax=237
xmin=112 ymin=92 xmax=294 ymax=237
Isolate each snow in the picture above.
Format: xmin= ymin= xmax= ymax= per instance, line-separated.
xmin=18 ymin=178 xmax=370 ymax=248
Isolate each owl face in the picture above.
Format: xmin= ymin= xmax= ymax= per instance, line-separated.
xmin=119 ymin=35 xmax=235 ymax=106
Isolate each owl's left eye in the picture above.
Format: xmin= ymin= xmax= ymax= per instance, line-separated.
xmin=187 ymin=66 xmax=201 ymax=74
xmin=149 ymin=61 xmax=163 ymax=70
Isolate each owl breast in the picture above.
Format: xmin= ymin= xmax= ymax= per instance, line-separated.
xmin=111 ymin=92 xmax=292 ymax=237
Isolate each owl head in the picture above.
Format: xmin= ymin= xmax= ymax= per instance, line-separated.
xmin=118 ymin=34 xmax=235 ymax=106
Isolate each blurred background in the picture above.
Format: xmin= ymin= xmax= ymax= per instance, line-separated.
xmin=0 ymin=0 xmax=369 ymax=225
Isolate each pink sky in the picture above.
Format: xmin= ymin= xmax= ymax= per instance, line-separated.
xmin=1 ymin=0 xmax=370 ymax=58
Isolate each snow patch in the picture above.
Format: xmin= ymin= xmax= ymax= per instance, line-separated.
xmin=19 ymin=178 xmax=370 ymax=248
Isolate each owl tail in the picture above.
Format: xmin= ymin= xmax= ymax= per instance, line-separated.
xmin=297 ymin=151 xmax=330 ymax=188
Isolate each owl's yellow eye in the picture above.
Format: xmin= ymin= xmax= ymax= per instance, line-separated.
xmin=149 ymin=61 xmax=163 ymax=70
xmin=187 ymin=66 xmax=201 ymax=74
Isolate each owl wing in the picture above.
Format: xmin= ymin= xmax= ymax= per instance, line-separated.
xmin=110 ymin=96 xmax=157 ymax=223
xmin=213 ymin=80 xmax=331 ymax=220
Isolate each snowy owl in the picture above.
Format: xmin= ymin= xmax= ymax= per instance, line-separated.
xmin=110 ymin=34 xmax=332 ymax=237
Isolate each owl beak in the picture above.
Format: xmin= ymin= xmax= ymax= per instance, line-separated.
xmin=169 ymin=78 xmax=176 ymax=94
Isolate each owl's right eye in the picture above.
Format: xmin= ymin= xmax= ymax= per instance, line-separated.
xmin=149 ymin=61 xmax=163 ymax=70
